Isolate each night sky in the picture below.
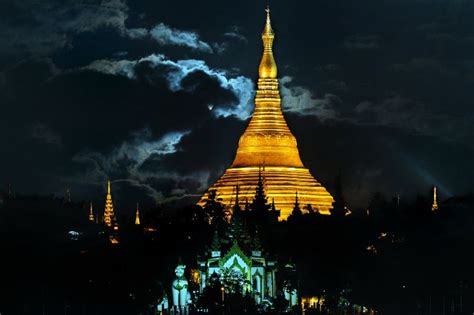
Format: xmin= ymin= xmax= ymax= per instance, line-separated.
xmin=1 ymin=0 xmax=473 ymax=215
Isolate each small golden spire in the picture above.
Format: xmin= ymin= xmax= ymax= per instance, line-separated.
xmin=103 ymin=180 xmax=115 ymax=227
xmin=432 ymin=186 xmax=439 ymax=211
xmin=89 ymin=202 xmax=95 ymax=222
xmin=259 ymin=6 xmax=277 ymax=79
xmin=135 ymin=203 xmax=141 ymax=225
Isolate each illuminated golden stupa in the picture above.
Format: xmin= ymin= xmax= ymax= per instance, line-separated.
xmin=199 ymin=8 xmax=334 ymax=220
xmin=103 ymin=180 xmax=115 ymax=227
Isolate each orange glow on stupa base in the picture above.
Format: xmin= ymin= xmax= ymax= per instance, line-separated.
xmin=198 ymin=166 xmax=333 ymax=220
xmin=198 ymin=7 xmax=334 ymax=220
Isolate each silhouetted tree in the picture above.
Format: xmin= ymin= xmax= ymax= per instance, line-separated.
xmin=202 ymin=189 xmax=227 ymax=232
xmin=250 ymin=170 xmax=272 ymax=231
xmin=288 ymin=192 xmax=303 ymax=223
xmin=251 ymin=170 xmax=270 ymax=214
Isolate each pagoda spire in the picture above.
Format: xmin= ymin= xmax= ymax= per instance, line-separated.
xmin=103 ymin=180 xmax=115 ymax=227
xmin=135 ymin=203 xmax=141 ymax=225
xmin=230 ymin=7 xmax=304 ymax=169
xmin=244 ymin=197 xmax=250 ymax=211
xmin=291 ymin=191 xmax=303 ymax=218
xmin=271 ymin=198 xmax=276 ymax=211
xmin=431 ymin=186 xmax=439 ymax=211
xmin=232 ymin=185 xmax=242 ymax=214
xmin=259 ymin=6 xmax=277 ymax=79
xmin=89 ymin=202 xmax=95 ymax=222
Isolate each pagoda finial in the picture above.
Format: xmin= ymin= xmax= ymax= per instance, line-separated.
xmin=259 ymin=5 xmax=277 ymax=79
xmin=135 ymin=203 xmax=141 ymax=225
xmin=107 ymin=180 xmax=111 ymax=194
xmin=264 ymin=6 xmax=272 ymax=35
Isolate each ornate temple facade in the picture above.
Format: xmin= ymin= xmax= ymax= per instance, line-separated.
xmin=199 ymin=9 xmax=334 ymax=220
xmin=197 ymin=238 xmax=278 ymax=305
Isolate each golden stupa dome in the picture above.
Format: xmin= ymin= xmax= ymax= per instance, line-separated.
xmin=198 ymin=7 xmax=334 ymax=220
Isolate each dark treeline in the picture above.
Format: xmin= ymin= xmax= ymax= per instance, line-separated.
xmin=0 ymin=189 xmax=472 ymax=315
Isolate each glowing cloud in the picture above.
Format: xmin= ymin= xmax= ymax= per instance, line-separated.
xmin=84 ymin=54 xmax=254 ymax=120
xmin=72 ymin=128 xmax=201 ymax=203
xmin=126 ymin=23 xmax=213 ymax=53
xmin=280 ymin=76 xmax=338 ymax=121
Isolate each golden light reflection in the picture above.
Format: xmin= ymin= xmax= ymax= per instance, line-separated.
xmin=109 ymin=236 xmax=119 ymax=245
xmin=301 ymin=296 xmax=324 ymax=310
xmin=190 ymin=269 xmax=200 ymax=285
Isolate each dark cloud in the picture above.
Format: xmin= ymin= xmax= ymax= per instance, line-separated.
xmin=0 ymin=55 xmax=242 ymax=206
xmin=31 ymin=123 xmax=62 ymax=146
xmin=343 ymin=35 xmax=380 ymax=50
xmin=223 ymin=26 xmax=248 ymax=43
xmin=287 ymin=115 xmax=474 ymax=207
xmin=126 ymin=23 xmax=214 ymax=53
xmin=352 ymin=95 xmax=474 ymax=144
xmin=1 ymin=0 xmax=473 ymax=211
xmin=83 ymin=54 xmax=254 ymax=119
xmin=0 ymin=0 xmax=128 ymax=61
xmin=280 ymin=76 xmax=339 ymax=120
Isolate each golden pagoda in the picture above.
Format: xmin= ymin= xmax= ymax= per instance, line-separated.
xmin=198 ymin=8 xmax=334 ymax=220
xmin=134 ymin=203 xmax=141 ymax=225
xmin=431 ymin=186 xmax=439 ymax=211
xmin=103 ymin=180 xmax=115 ymax=227
xmin=88 ymin=202 xmax=95 ymax=222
